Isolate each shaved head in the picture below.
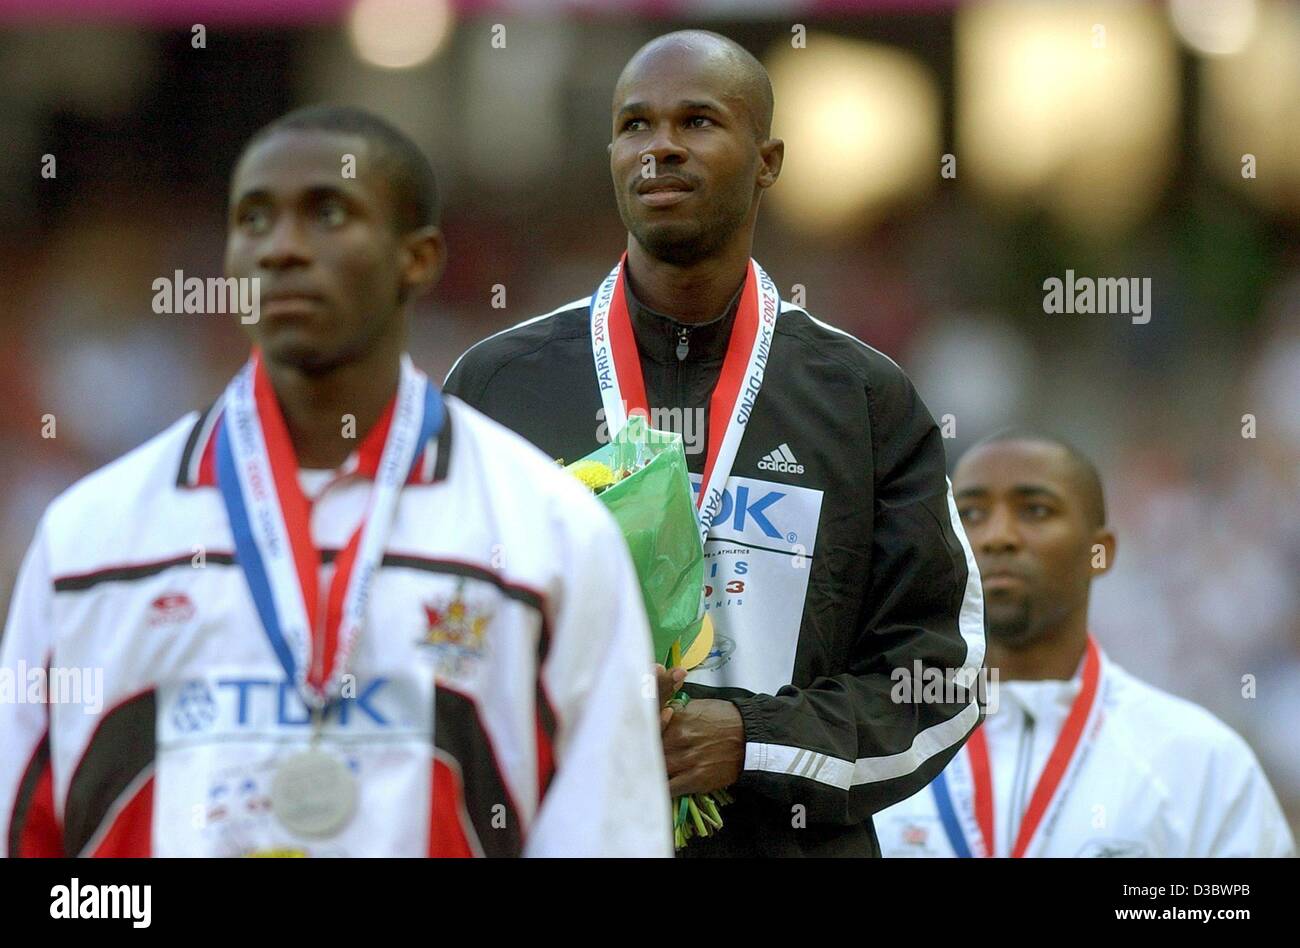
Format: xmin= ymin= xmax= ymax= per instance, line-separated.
xmin=609 ymin=30 xmax=783 ymax=270
xmin=615 ymin=30 xmax=774 ymax=139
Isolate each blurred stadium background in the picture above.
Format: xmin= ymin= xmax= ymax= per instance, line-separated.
xmin=0 ymin=0 xmax=1296 ymax=836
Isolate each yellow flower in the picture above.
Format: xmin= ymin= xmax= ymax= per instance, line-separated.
xmin=568 ymin=460 xmax=617 ymax=492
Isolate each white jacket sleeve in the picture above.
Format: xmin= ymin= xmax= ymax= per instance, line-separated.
xmin=524 ymin=488 xmax=673 ymax=857
xmin=1194 ymin=733 xmax=1295 ymax=857
xmin=0 ymin=518 xmax=61 ymax=858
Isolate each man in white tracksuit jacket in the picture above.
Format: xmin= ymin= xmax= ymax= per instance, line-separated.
xmin=0 ymin=106 xmax=671 ymax=858
xmin=876 ymin=432 xmax=1293 ymax=858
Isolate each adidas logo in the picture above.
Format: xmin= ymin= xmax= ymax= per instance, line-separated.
xmin=757 ymin=443 xmax=804 ymax=475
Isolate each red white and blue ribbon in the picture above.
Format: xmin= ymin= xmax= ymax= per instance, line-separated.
xmin=930 ymin=741 xmax=992 ymax=859
xmin=214 ymin=351 xmax=442 ymax=710
xmin=590 ymin=254 xmax=780 ymax=548
xmin=931 ymin=636 xmax=1104 ymax=857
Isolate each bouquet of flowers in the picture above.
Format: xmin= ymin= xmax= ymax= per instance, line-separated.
xmin=564 ymin=414 xmax=731 ymax=848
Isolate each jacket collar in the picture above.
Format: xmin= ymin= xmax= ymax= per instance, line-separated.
xmin=625 ymin=271 xmax=744 ymax=366
xmin=176 ymin=396 xmax=452 ymax=489
xmin=989 ymin=636 xmax=1109 ymax=724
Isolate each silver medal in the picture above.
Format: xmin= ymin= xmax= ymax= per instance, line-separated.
xmin=270 ymin=749 xmax=358 ymax=838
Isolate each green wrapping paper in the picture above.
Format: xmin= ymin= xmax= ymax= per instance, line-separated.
xmin=564 ymin=415 xmax=730 ymax=848
xmin=564 ymin=415 xmax=706 ymax=664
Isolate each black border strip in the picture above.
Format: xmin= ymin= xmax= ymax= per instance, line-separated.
xmin=54 ymin=553 xmax=237 ymax=592
xmin=383 ymin=555 xmax=544 ymax=612
xmin=54 ymin=550 xmax=545 ymax=621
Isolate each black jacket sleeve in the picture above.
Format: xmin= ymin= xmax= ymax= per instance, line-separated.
xmin=722 ymin=362 xmax=985 ymax=826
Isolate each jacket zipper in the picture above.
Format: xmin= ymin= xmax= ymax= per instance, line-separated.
xmin=673 ymin=326 xmax=690 ymax=438
xmin=1006 ymin=713 xmax=1035 ymax=855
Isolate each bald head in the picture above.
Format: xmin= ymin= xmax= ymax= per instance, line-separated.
xmin=609 ymin=29 xmax=783 ymax=269
xmin=616 ymin=30 xmax=774 ymax=140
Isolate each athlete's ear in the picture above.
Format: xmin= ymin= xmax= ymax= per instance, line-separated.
xmin=1088 ymin=528 xmax=1116 ymax=578
xmin=757 ymin=138 xmax=784 ymax=190
xmin=400 ymin=225 xmax=446 ymax=300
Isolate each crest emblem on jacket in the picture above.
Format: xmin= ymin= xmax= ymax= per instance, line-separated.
xmin=418 ymin=580 xmax=492 ymax=677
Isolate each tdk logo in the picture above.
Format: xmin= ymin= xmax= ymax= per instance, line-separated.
xmin=172 ymin=677 xmax=393 ymax=731
xmin=757 ymin=443 xmax=804 ymax=475
xmin=692 ymin=481 xmax=785 ymax=539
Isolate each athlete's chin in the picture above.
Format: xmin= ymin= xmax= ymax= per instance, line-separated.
xmin=985 ymin=599 xmax=1039 ymax=647
xmin=258 ymin=334 xmax=346 ymax=376
xmin=631 ymin=222 xmax=721 ymax=266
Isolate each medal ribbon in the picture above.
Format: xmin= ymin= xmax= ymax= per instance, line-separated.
xmin=215 ymin=350 xmax=442 ymax=709
xmin=590 ymin=254 xmax=780 ymax=547
xmin=931 ymin=636 xmax=1103 ymax=857
xmin=930 ymin=750 xmax=990 ymax=858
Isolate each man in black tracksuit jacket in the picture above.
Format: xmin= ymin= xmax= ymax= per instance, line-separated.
xmin=444 ymin=31 xmax=985 ymax=857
